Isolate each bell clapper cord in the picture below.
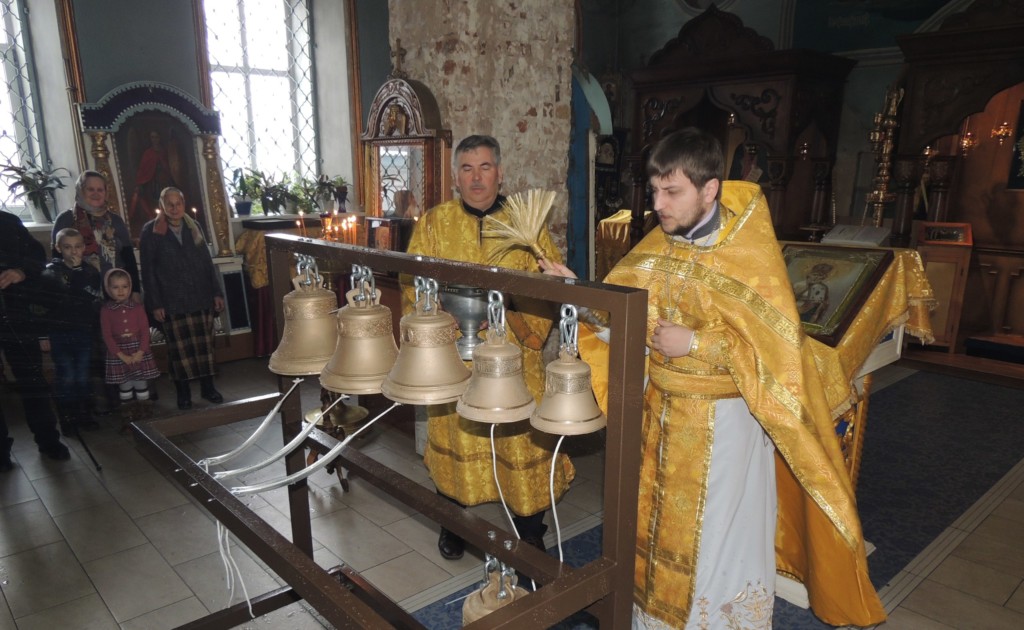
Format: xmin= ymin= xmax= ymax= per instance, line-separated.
xmin=228 ymin=401 xmax=402 ymax=495
xmin=197 ymin=377 xmax=305 ymax=469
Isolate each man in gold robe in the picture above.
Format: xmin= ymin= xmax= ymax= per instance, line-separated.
xmin=403 ymin=134 xmax=574 ymax=562
xmin=541 ymin=128 xmax=884 ymax=628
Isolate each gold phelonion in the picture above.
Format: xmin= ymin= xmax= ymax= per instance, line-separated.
xmin=482 ymin=188 xmax=556 ymax=262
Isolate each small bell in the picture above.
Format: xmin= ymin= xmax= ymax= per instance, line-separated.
xmin=320 ymin=265 xmax=399 ymax=394
xmin=269 ymin=255 xmax=339 ymax=376
xmin=457 ymin=291 xmax=536 ymax=423
xmin=381 ymin=277 xmax=471 ymax=405
xmin=439 ymin=284 xmax=489 ymax=361
xmin=531 ymin=305 xmax=606 ymax=435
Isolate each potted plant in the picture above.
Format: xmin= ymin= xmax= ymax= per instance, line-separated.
xmin=291 ymin=175 xmax=318 ymax=215
xmin=260 ymin=173 xmax=299 ymax=215
xmin=230 ymin=167 xmax=264 ymax=216
xmin=2 ymin=161 xmax=71 ymax=222
xmin=313 ymin=174 xmax=350 ymax=213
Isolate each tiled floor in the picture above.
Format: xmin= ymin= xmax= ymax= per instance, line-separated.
xmin=0 ymin=360 xmax=1022 ymax=629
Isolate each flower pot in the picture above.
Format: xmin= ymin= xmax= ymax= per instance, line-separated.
xmin=234 ymin=199 xmax=253 ymax=216
xmin=29 ymin=197 xmax=51 ymax=223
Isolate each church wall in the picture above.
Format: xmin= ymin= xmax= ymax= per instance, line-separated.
xmin=388 ymin=0 xmax=576 ymax=248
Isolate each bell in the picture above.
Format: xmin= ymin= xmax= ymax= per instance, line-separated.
xmin=457 ymin=332 xmax=535 ymax=423
xmin=320 ymin=268 xmax=399 ymax=394
xmin=439 ymin=284 xmax=489 ymax=361
xmin=380 ymin=277 xmax=471 ymax=405
xmin=269 ymin=257 xmax=339 ymax=376
xmin=530 ymin=305 xmax=606 ymax=435
xmin=457 ymin=291 xmax=535 ymax=423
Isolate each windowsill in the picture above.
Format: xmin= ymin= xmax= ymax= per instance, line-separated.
xmin=25 ymin=221 xmax=54 ymax=233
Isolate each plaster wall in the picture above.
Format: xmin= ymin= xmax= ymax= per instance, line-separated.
xmin=388 ymin=0 xmax=576 ymax=247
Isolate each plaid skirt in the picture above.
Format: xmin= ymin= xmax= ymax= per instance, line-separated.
xmin=105 ymin=337 xmax=160 ymax=384
xmin=163 ymin=310 xmax=216 ymax=381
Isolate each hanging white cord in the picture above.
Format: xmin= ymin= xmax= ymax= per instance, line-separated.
xmin=548 ymin=435 xmax=567 ymax=563
xmin=214 ymin=394 xmax=348 ymax=480
xmin=199 ymin=460 xmax=255 ymax=618
xmin=489 ymin=423 xmax=539 ymax=591
xmin=229 ymin=402 xmax=401 ymax=495
xmin=198 ymin=378 xmax=305 ymax=468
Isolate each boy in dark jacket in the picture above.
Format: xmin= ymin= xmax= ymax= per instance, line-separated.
xmin=41 ymin=228 xmax=103 ymax=435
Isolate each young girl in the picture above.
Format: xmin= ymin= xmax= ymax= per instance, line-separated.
xmin=101 ymin=268 xmax=160 ymax=427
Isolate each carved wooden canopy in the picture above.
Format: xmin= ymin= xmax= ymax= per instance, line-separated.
xmin=896 ymin=0 xmax=1024 ymax=153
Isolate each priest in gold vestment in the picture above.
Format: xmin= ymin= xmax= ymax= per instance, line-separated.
xmin=403 ymin=135 xmax=574 ymax=563
xmin=542 ymin=128 xmax=885 ymax=628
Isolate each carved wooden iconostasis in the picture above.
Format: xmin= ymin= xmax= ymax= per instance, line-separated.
xmin=625 ymin=5 xmax=854 ymax=243
xmin=77 ymin=82 xmax=232 ymax=256
xmin=891 ymin=0 xmax=1024 ymax=356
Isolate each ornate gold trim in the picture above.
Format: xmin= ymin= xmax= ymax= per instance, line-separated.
xmin=88 ymin=132 xmax=121 ymax=218
xmin=202 ymin=135 xmax=232 ymax=256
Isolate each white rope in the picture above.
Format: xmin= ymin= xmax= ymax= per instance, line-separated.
xmin=214 ymin=394 xmax=347 ymax=480
xmin=198 ymin=378 xmax=305 ymax=467
xmin=549 ymin=435 xmax=566 ymax=563
xmin=228 ymin=403 xmax=401 ymax=495
xmin=489 ymin=424 xmax=537 ymax=591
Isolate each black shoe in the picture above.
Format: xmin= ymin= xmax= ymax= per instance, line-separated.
xmin=38 ymin=441 xmax=71 ymax=461
xmin=60 ymin=420 xmax=76 ymax=437
xmin=200 ymin=377 xmax=223 ymax=404
xmin=175 ymin=381 xmax=192 ymax=410
xmin=438 ymin=527 xmax=465 ymax=560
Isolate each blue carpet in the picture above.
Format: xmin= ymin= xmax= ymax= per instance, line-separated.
xmin=412 ymin=371 xmax=1024 ymax=628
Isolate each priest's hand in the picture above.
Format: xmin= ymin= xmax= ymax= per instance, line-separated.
xmin=652 ymin=318 xmax=694 ymax=358
xmin=538 ymin=258 xmax=577 ymax=279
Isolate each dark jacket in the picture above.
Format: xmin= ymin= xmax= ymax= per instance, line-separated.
xmin=41 ymin=258 xmax=103 ymax=334
xmin=0 ymin=211 xmax=49 ymax=334
xmin=139 ymin=218 xmax=222 ymax=316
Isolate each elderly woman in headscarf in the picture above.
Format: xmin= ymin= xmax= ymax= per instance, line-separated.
xmin=51 ymin=170 xmax=141 ymax=305
xmin=139 ymin=186 xmax=225 ymax=410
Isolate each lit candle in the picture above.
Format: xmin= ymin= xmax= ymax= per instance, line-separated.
xmin=191 ymin=207 xmax=197 ymax=215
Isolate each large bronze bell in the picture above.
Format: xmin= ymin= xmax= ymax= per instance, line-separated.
xmin=269 ymin=255 xmax=339 ymax=376
xmin=530 ymin=305 xmax=606 ymax=435
xmin=381 ymin=277 xmax=471 ymax=404
xmin=320 ymin=265 xmax=398 ymax=394
xmin=457 ymin=291 xmax=535 ymax=423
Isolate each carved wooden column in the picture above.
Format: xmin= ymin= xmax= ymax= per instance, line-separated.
xmin=890 ymin=156 xmax=917 ymax=247
xmin=927 ymin=157 xmax=957 ymax=222
xmin=765 ymin=157 xmax=791 ymax=231
xmin=202 ymin=135 xmax=233 ymax=257
xmin=88 ymin=132 xmax=122 ymax=217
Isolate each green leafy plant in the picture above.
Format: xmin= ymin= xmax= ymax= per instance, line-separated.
xmin=260 ymin=173 xmax=299 ymax=215
xmin=2 ymin=161 xmax=71 ymax=222
xmin=290 ymin=175 xmax=318 ymax=214
xmin=312 ymin=174 xmax=350 ymax=211
xmin=230 ymin=167 xmax=265 ymax=201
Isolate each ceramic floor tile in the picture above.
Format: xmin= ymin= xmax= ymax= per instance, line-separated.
xmin=79 ymin=440 xmax=164 ymax=481
xmin=560 ymin=478 xmax=604 ymax=514
xmin=119 ymin=596 xmax=209 ymax=630
xmin=52 ymin=500 xmax=147 ymax=563
xmin=0 ymin=499 xmax=62 ymax=558
xmin=925 ymin=555 xmax=1020 ymax=606
xmin=973 ymin=513 xmax=1024 ymax=547
xmin=0 ymin=466 xmax=37 ymax=508
xmin=102 ymin=468 xmax=190 ymax=518
xmin=250 ymin=503 xmax=324 ymax=551
xmin=30 ymin=469 xmax=112 ymax=517
xmin=332 ymin=477 xmax=418 ymax=526
xmin=134 ymin=503 xmax=221 ymax=566
xmin=360 ymin=550 xmax=454 ymax=602
xmin=309 ymin=507 xmax=411 ymax=572
xmin=173 ymin=549 xmax=282 ymax=612
xmin=83 ymin=543 xmax=194 ymax=622
xmin=901 ymin=579 xmax=1024 ymax=630
xmin=383 ymin=512 xmax=487 ymax=576
xmin=241 ymin=601 xmax=330 ymax=629
xmin=952 ymin=530 xmax=1024 ymax=579
xmin=0 ymin=541 xmax=94 ymax=619
xmin=1007 ymin=582 xmax=1024 ymax=614
xmin=0 ymin=590 xmax=13 ymax=630
xmin=883 ymin=606 xmax=957 ymax=629
xmin=993 ymin=497 xmax=1024 ymax=524
xmin=360 ymin=445 xmax=432 ymax=486
xmin=10 ymin=443 xmax=86 ymax=482
xmin=12 ymin=593 xmax=118 ymax=630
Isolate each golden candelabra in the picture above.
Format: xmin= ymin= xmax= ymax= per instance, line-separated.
xmin=867 ymin=85 xmax=903 ymax=227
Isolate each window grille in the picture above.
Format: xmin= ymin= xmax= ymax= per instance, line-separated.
xmin=204 ymin=0 xmax=318 ymax=198
xmin=0 ymin=0 xmax=49 ymax=222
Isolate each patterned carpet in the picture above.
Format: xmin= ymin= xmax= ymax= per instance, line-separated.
xmin=412 ymin=371 xmax=1024 ymax=628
